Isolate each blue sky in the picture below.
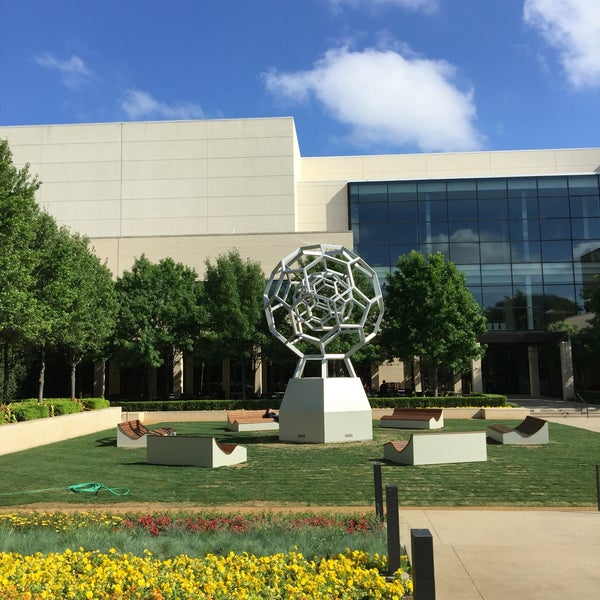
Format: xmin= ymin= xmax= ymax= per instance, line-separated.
xmin=1 ymin=0 xmax=599 ymax=157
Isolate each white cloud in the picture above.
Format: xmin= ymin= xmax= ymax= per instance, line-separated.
xmin=120 ymin=90 xmax=205 ymax=120
xmin=35 ymin=53 xmax=91 ymax=89
xmin=326 ymin=0 xmax=438 ymax=13
xmin=264 ymin=46 xmax=483 ymax=153
xmin=524 ymin=0 xmax=600 ymax=88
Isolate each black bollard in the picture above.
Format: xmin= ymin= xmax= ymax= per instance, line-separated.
xmin=385 ymin=483 xmax=400 ymax=576
xmin=373 ymin=462 xmax=384 ymax=522
xmin=411 ymin=528 xmax=436 ymax=600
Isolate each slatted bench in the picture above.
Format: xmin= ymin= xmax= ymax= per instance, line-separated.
xmin=117 ymin=420 xmax=176 ymax=448
xmin=147 ymin=435 xmax=247 ymax=467
xmin=487 ymin=416 xmax=549 ymax=445
xmin=226 ymin=410 xmax=279 ymax=432
xmin=383 ymin=431 xmax=487 ymax=465
xmin=380 ymin=408 xmax=444 ymax=429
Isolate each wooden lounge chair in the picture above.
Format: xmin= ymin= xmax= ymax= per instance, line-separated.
xmin=487 ymin=416 xmax=549 ymax=445
xmin=226 ymin=409 xmax=279 ymax=432
xmin=380 ymin=408 xmax=444 ymax=429
xmin=117 ymin=419 xmax=175 ymax=448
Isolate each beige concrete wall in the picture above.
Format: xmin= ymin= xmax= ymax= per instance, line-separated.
xmin=0 ymin=407 xmax=122 ymax=456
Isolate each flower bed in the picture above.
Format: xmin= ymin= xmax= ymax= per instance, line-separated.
xmin=0 ymin=512 xmax=413 ymax=599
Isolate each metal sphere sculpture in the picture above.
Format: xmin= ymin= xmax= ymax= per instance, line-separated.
xmin=264 ymin=244 xmax=384 ymax=378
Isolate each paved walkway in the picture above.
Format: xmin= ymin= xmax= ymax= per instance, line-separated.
xmin=399 ymin=397 xmax=600 ymax=600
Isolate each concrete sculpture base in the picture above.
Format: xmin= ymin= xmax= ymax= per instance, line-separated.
xmin=279 ymin=377 xmax=372 ymax=444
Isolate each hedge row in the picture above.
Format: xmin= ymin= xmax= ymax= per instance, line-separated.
xmin=112 ymin=393 xmax=508 ymax=413
xmin=1 ymin=398 xmax=110 ymax=423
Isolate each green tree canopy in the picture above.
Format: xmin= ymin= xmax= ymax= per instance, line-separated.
xmin=113 ymin=255 xmax=203 ymax=399
xmin=380 ymin=251 xmax=487 ymax=395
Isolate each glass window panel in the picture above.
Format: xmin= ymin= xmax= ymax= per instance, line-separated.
xmin=510 ymin=219 xmax=540 ymax=241
xmin=539 ymin=218 xmax=571 ymax=240
xmin=477 ymin=179 xmax=507 ymax=198
xmin=541 ymin=241 xmax=573 ymax=262
xmin=358 ymin=202 xmax=388 ymax=223
xmin=479 ymin=220 xmax=509 ymax=242
xmin=389 ymin=201 xmax=418 ymax=222
xmin=478 ymin=198 xmax=508 ymax=220
xmin=390 ymin=244 xmax=417 ymax=263
xmin=575 ymin=261 xmax=600 ymax=287
xmin=417 ymin=181 xmax=446 ymax=200
xmin=507 ymin=178 xmax=537 ymax=198
xmin=483 ymin=288 xmax=516 ymax=329
xmin=429 ymin=243 xmax=449 ymax=259
xmin=374 ymin=266 xmax=391 ymax=280
xmin=350 ymin=200 xmax=359 ymax=225
xmin=568 ymin=175 xmax=599 ymax=196
xmin=512 ymin=263 xmax=543 ymax=285
xmin=480 ymin=242 xmax=511 ymax=263
xmin=356 ymin=245 xmax=389 ymax=267
xmin=359 ymin=223 xmax=389 ymax=244
xmin=572 ymin=217 xmax=600 ymax=239
xmin=358 ymin=183 xmax=387 ymax=202
xmin=419 ymin=221 xmax=448 ymax=243
xmin=467 ymin=286 xmax=483 ymax=307
xmin=508 ymin=196 xmax=539 ymax=220
xmin=570 ymin=195 xmax=600 ymax=218
xmin=447 ymin=180 xmax=477 ymax=200
xmin=543 ymin=285 xmax=578 ymax=320
xmin=449 ymin=243 xmax=480 ymax=264
xmin=542 ymin=262 xmax=575 ymax=285
xmin=510 ymin=241 xmax=542 ymax=262
xmin=510 ymin=286 xmax=545 ymax=331
xmin=449 ymin=222 xmax=479 ymax=242
xmin=457 ymin=264 xmax=481 ymax=286
xmin=481 ymin=264 xmax=511 ymax=285
xmin=418 ymin=200 xmax=447 ymax=221
xmin=448 ymin=198 xmax=478 ymax=220
xmin=389 ymin=222 xmax=419 ymax=244
xmin=538 ymin=177 xmax=568 ymax=197
xmin=352 ymin=224 xmax=360 ymax=244
xmin=388 ymin=182 xmax=417 ymax=202
xmin=576 ymin=244 xmax=600 ymax=261
xmin=539 ymin=196 xmax=569 ymax=218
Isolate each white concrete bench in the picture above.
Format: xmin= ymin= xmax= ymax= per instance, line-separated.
xmin=383 ymin=431 xmax=487 ymax=465
xmin=146 ymin=435 xmax=247 ymax=467
xmin=380 ymin=408 xmax=444 ymax=430
xmin=487 ymin=416 xmax=549 ymax=445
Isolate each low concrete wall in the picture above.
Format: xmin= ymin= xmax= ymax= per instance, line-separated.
xmin=0 ymin=407 xmax=122 ymax=456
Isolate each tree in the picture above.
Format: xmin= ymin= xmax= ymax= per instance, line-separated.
xmin=0 ymin=139 xmax=42 ymax=401
xmin=380 ymin=251 xmax=487 ymax=396
xmin=113 ymin=255 xmax=202 ymax=399
xmin=202 ymin=250 xmax=268 ymax=399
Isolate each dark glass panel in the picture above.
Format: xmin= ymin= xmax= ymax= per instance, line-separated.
xmin=542 ymin=262 xmax=575 ymax=285
xmin=417 ymin=181 xmax=446 ymax=200
xmin=508 ymin=196 xmax=539 ymax=219
xmin=576 ymin=244 xmax=600 ymax=261
xmin=568 ymin=175 xmax=599 ymax=196
xmin=418 ymin=199 xmax=447 ymax=221
xmin=570 ymin=196 xmax=600 ymax=218
xmin=543 ymin=285 xmax=578 ymax=323
xmin=480 ymin=242 xmax=511 ymax=263
xmin=358 ymin=201 xmax=388 ymax=223
xmin=479 ymin=220 xmax=509 ymax=242
xmin=538 ymin=177 xmax=568 ymax=197
xmin=448 ymin=222 xmax=479 ymax=242
xmin=356 ymin=245 xmax=390 ymax=267
xmin=478 ymin=198 xmax=508 ymax=220
xmin=574 ymin=261 xmax=600 ymax=287
xmin=350 ymin=201 xmax=359 ymax=225
xmin=510 ymin=241 xmax=541 ymax=262
xmin=351 ymin=224 xmax=360 ymax=244
xmin=541 ymin=240 xmax=573 ymax=262
xmin=481 ymin=264 xmax=511 ymax=285
xmin=507 ymin=178 xmax=537 ymax=198
xmin=538 ymin=196 xmax=569 ymax=218
xmin=389 ymin=222 xmax=419 ymax=244
xmin=419 ymin=221 xmax=448 ymax=243
xmin=571 ymin=217 xmax=600 ymax=239
xmin=509 ymin=286 xmax=545 ymax=331
xmin=511 ymin=263 xmax=543 ymax=285
xmin=457 ymin=264 xmax=481 ymax=286
xmin=449 ymin=242 xmax=480 ymax=264
xmin=389 ymin=201 xmax=418 ymax=222
xmin=447 ymin=180 xmax=477 ymax=200
xmin=389 ymin=182 xmax=417 ymax=202
xmin=390 ymin=244 xmax=418 ymax=263
xmin=539 ymin=218 xmax=571 ymax=240
xmin=477 ymin=179 xmax=507 ymax=199
xmin=448 ymin=198 xmax=478 ymax=220
xmin=467 ymin=286 xmax=483 ymax=307
xmin=357 ymin=183 xmax=387 ymax=202
xmin=509 ymin=219 xmax=540 ymax=241
xmin=359 ymin=223 xmax=389 ymax=244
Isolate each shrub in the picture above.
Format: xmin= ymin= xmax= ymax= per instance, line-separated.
xmin=369 ymin=394 xmax=508 ymax=409
xmin=111 ymin=398 xmax=284 ymax=412
xmin=11 ymin=401 xmax=50 ymax=421
xmin=46 ymin=398 xmax=84 ymax=416
xmin=82 ymin=397 xmax=110 ymax=410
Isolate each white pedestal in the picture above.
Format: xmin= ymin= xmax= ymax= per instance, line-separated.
xmin=278 ymin=377 xmax=373 ymax=443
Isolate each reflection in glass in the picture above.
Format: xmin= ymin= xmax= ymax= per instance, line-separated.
xmin=359 ymin=223 xmax=389 ymax=244
xmin=480 ymin=242 xmax=511 ymax=263
xmin=541 ymin=240 xmax=573 ymax=262
xmin=481 ymin=264 xmax=511 ymax=286
xmin=510 ymin=219 xmax=540 ymax=241
xmin=512 ymin=263 xmax=543 ymax=285
xmin=570 ymin=195 xmax=600 ymax=218
xmin=511 ymin=241 xmax=541 ymax=262
xmin=542 ymin=262 xmax=574 ymax=285
xmin=449 ymin=222 xmax=479 ymax=242
xmin=448 ymin=199 xmax=477 ymax=219
xmin=457 ymin=264 xmax=482 ymax=286
xmin=571 ymin=218 xmax=600 ymax=240
xmin=419 ymin=221 xmax=448 ymax=243
xmin=479 ymin=220 xmax=509 ymax=242
xmin=538 ymin=196 xmax=569 ymax=218
xmin=478 ymin=198 xmax=508 ymax=220
xmin=450 ymin=243 xmax=480 ymax=264
xmin=539 ymin=218 xmax=572 ymax=240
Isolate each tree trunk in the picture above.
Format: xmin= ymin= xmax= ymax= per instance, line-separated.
xmin=38 ymin=348 xmax=46 ymax=403
xmin=2 ymin=342 xmax=10 ymax=403
xmin=432 ymin=365 xmax=439 ymax=397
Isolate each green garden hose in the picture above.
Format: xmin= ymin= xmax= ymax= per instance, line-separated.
xmin=67 ymin=482 xmax=129 ymax=496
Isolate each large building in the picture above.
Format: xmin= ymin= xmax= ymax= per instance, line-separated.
xmin=2 ymin=117 xmax=600 ymax=399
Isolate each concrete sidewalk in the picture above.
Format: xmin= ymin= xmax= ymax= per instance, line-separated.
xmin=399 ymin=508 xmax=600 ymax=600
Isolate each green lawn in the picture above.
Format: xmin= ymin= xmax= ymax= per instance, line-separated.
xmin=0 ymin=419 xmax=598 ymax=508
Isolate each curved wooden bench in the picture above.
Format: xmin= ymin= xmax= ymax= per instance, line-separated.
xmin=380 ymin=408 xmax=444 ymax=430
xmin=487 ymin=416 xmax=549 ymax=445
xmin=226 ymin=410 xmax=279 ymax=432
xmin=117 ymin=420 xmax=175 ymax=448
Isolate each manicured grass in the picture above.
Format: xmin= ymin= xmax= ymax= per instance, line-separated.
xmin=0 ymin=419 xmax=598 ymax=507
